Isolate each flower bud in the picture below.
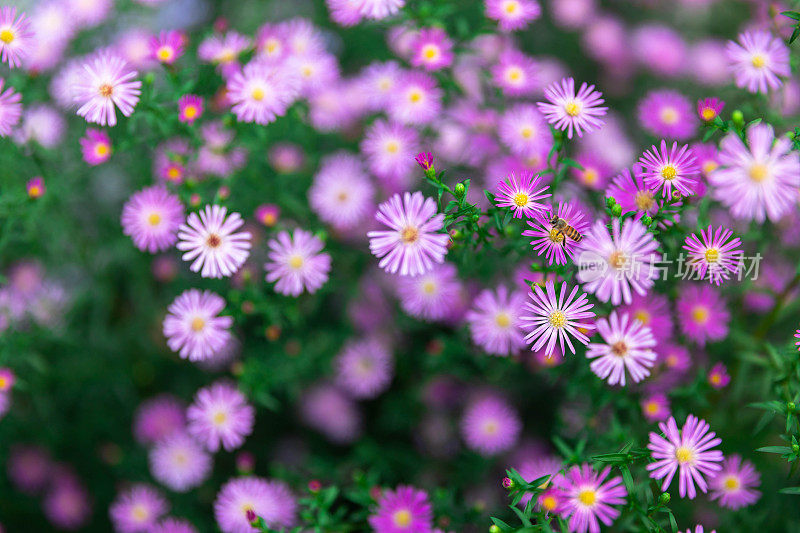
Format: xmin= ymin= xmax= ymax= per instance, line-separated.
xmin=454 ymin=183 xmax=466 ymax=197
xmin=502 ymin=477 xmax=514 ymax=489
xmin=731 ymin=110 xmax=744 ymax=127
xmin=489 ymin=526 xmax=501 ymax=533
xmin=611 ymin=204 xmax=622 ymax=217
xmin=641 ymin=216 xmax=653 ymax=226
xmin=658 ymin=492 xmax=671 ymax=504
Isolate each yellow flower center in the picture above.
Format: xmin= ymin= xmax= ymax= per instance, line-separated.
xmin=611 ymin=340 xmax=628 ymax=357
xmin=422 ymin=281 xmax=437 ymax=295
xmin=99 ymin=83 xmax=114 ymax=97
xmin=422 ymin=44 xmax=439 ymax=61
xmin=385 ymin=141 xmax=399 ymax=154
xmin=482 ymin=419 xmax=499 ymax=435
xmin=548 ymin=228 xmax=564 ymax=243
xmin=675 ymin=446 xmax=693 ymax=464
xmin=378 ymin=78 xmax=392 ymax=91
xmin=749 ymin=163 xmax=768 ymax=182
xmin=542 ymin=495 xmax=557 ymax=511
xmin=503 ymin=0 xmax=519 ymax=14
xmin=408 ymin=89 xmax=422 ymax=103
xmin=645 ymin=401 xmax=659 ymax=415
xmin=147 ymin=212 xmax=161 ymax=226
xmin=0 ymin=376 xmax=8 ymax=390
xmin=213 ymin=410 xmax=227 ymax=425
xmin=692 ymin=306 xmax=709 ymax=324
xmin=634 ymin=310 xmax=651 ymax=325
xmin=660 ymin=165 xmax=677 ymax=180
xmin=513 ymin=192 xmax=529 ymax=207
xmin=167 ymin=166 xmax=181 ymax=180
xmin=131 ymin=504 xmax=149 ymax=522
xmin=564 ymin=102 xmax=581 ymax=117
xmin=660 ymin=107 xmax=678 ymax=124
xmin=583 ymin=168 xmax=598 ymax=185
xmin=723 ymin=475 xmax=740 ymax=491
xmin=578 ymin=489 xmax=597 ymax=506
xmin=710 ymin=373 xmax=721 ymax=385
xmin=704 ymin=248 xmax=719 ymax=263
xmin=506 ymin=67 xmax=522 ymax=82
xmin=703 ymin=161 xmax=718 ymax=175
xmin=751 ymin=54 xmax=766 ymax=68
xmin=95 ymin=143 xmax=110 ymax=157
xmin=264 ymin=39 xmax=280 ymax=55
xmin=251 ymin=87 xmax=265 ymax=101
xmin=0 ymin=29 xmax=15 ymax=44
xmin=520 ymin=126 xmax=533 ymax=139
xmin=217 ymin=49 xmax=235 ymax=64
xmin=392 ymin=509 xmax=412 ymax=527
xmin=156 ymin=47 xmax=173 ymax=62
xmin=701 ymin=107 xmax=717 ymax=121
xmin=401 ymin=226 xmax=419 ymax=244
xmin=608 ymin=250 xmax=626 ymax=269
xmin=635 ymin=190 xmax=655 ymax=211
xmin=191 ymin=317 xmax=206 ymax=332
xmin=495 ymin=312 xmax=511 ymax=328
xmin=289 ymin=255 xmax=304 ymax=269
xmin=549 ymin=310 xmax=566 ymax=328
xmin=183 ymin=105 xmax=198 ymax=119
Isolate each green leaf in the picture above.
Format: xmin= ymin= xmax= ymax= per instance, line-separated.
xmin=779 ymin=486 xmax=800 ymax=495
xmin=756 ymin=445 xmax=792 ymax=454
xmin=782 ymin=10 xmax=800 ymax=20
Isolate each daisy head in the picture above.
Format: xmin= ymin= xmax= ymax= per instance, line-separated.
xmin=460 ymin=395 xmax=521 ymax=456
xmin=520 ymin=280 xmax=596 ymax=357
xmin=466 ymin=285 xmax=527 ymax=356
xmin=537 ymin=77 xmax=607 ymax=139
xmin=334 ymin=337 xmax=394 ymax=399
xmin=676 ymin=283 xmax=730 ymax=346
xmin=162 ymin=289 xmax=233 ymax=362
xmin=494 ymin=171 xmax=551 ymax=219
xmin=498 ymin=103 xmax=552 ymax=158
xmin=586 ymin=311 xmax=657 ymax=387
xmin=522 ymin=199 xmax=591 ymax=266
xmin=226 ymin=61 xmax=298 ymax=125
xmin=727 ymin=30 xmax=790 ymax=94
xmin=552 ymin=463 xmax=627 ymax=533
xmin=309 ymin=152 xmax=375 ymax=231
xmin=74 ymin=50 xmax=141 ymax=127
xmin=0 ymin=6 xmax=33 ymax=68
xmin=683 ymin=225 xmax=743 ymax=285
xmin=388 ymin=70 xmax=442 ymax=125
xmin=0 ymin=78 xmax=23 ymax=137
xmin=264 ymin=228 xmax=332 ymax=296
xmin=491 ymin=48 xmax=538 ymax=97
xmin=485 ymin=0 xmax=541 ymax=32
xmin=638 ymin=140 xmax=700 ymax=198
xmin=148 ymin=431 xmax=211 ymax=493
xmin=395 ymin=262 xmax=463 ymax=322
xmin=121 ymin=185 xmax=184 ymax=254
xmin=187 ymin=381 xmax=255 ymax=452
xmin=697 ymin=97 xmax=724 ymax=122
xmin=641 ymin=393 xmax=670 ymax=423
xmin=411 ymin=27 xmax=454 ymax=71
xmin=176 ymin=205 xmax=252 ymax=279
xmin=638 ymin=89 xmax=697 ymax=140
xmin=178 ymin=94 xmax=203 ymax=124
xmin=80 ymin=128 xmax=112 ymax=165
xmin=368 ymin=485 xmax=433 ymax=532
xmin=708 ymin=454 xmax=761 ymax=510
xmin=150 ymin=30 xmax=186 ymax=65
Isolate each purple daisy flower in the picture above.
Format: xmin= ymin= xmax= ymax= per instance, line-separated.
xmin=605 ymin=167 xmax=660 ymax=220
xmin=368 ymin=485 xmax=433 ymax=533
xmin=697 ymin=97 xmax=724 ymax=122
xmin=639 ymin=140 xmax=700 ymax=198
xmin=360 ymin=119 xmax=419 ymax=189
xmin=162 ymin=289 xmax=233 ymax=362
xmin=177 ymin=205 xmax=252 ymax=279
xmin=121 ymin=186 xmax=184 ymax=254
xmin=309 ymin=152 xmax=375 ymax=231
xmin=727 ymin=30 xmax=790 ymax=94
xmin=226 ymin=62 xmax=298 ymax=125
xmin=641 ymin=393 xmax=670 ymax=423
xmin=395 ymin=262 xmax=462 ymax=322
xmin=676 ymin=284 xmax=730 ymax=346
xmin=618 ymin=292 xmax=673 ymax=344
xmin=491 ymin=48 xmax=538 ymax=97
xmin=485 ymin=0 xmax=541 ymax=32
xmin=708 ymin=123 xmax=800 ymax=223
xmin=149 ymin=431 xmax=212 ymax=493
xmin=334 ymin=338 xmax=394 ymax=399
xmin=586 ymin=311 xmax=657 ymax=386
xmin=133 ymin=394 xmax=186 ymax=446
xmin=387 ymin=70 xmax=442 ymax=125
xmin=198 ymin=31 xmax=251 ymax=70
xmin=466 ymin=286 xmax=527 ymax=356
xmin=80 ymin=128 xmax=112 ymax=165
xmin=7 ymin=445 xmax=51 ymax=495
xmin=178 ymin=94 xmax=203 ymax=124
xmin=411 ymin=27 xmax=453 ymax=71
xmin=460 ymin=395 xmax=521 ymax=456
xmin=368 ymin=191 xmax=449 ymax=277
xmin=553 ymin=463 xmax=627 ymax=533
xmin=572 ymin=152 xmax=611 ymax=191
xmin=151 ymin=30 xmax=186 ymax=64
xmin=214 ymin=477 xmax=297 ymax=532
xmin=74 ymin=50 xmax=141 ymax=127
xmin=638 ymin=90 xmax=698 ymax=141
xmin=187 ymin=381 xmax=255 ymax=452
xmin=0 ymin=6 xmax=32 ymax=68
xmin=537 ymin=77 xmax=607 ymax=139
xmin=707 ymin=362 xmax=730 ymax=389
xmin=498 ymin=103 xmax=552 ymax=158
xmin=683 ymin=225 xmax=743 ymax=286
xmin=708 ymin=454 xmax=761 ymax=509
xmin=495 ymin=171 xmax=551 ymax=219
xmin=520 ymin=280 xmax=596 ymax=357
xmin=109 ymin=484 xmax=169 ymax=533
xmin=523 ymin=200 xmax=591 ymax=266
xmin=264 ymin=228 xmax=332 ymax=296
xmin=0 ymin=78 xmax=23 ymax=137
xmin=515 ymin=455 xmax=562 ymax=507
xmin=576 ymin=218 xmax=660 ymax=305
xmin=301 ymin=382 xmax=362 ymax=444
xmin=646 ymin=414 xmax=723 ymax=499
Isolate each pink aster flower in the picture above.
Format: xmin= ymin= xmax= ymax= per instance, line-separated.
xmin=177 ymin=205 xmax=251 ymax=279
xmin=708 ymin=454 xmax=761 ymax=509
xmin=109 ymin=484 xmax=169 ymax=533
xmin=605 ymin=167 xmax=660 ymax=220
xmin=395 ymin=262 xmax=462 ymax=322
xmin=638 ymin=90 xmax=698 ymax=141
xmin=0 ymin=367 xmax=14 ymax=392
xmin=485 ymin=0 xmax=541 ymax=32
xmin=707 ymin=362 xmax=730 ymax=389
xmin=727 ymin=30 xmax=790 ymax=94
xmin=133 ymin=394 xmax=186 ymax=446
xmin=309 ymin=152 xmax=375 ymax=231
xmin=618 ymin=292 xmax=673 ymax=344
xmin=0 ymin=7 xmax=32 ymax=68
xmin=187 ymin=381 xmax=255 ymax=452
xmin=264 ymin=228 xmax=332 ymax=296
xmin=521 ymin=280 xmax=596 ymax=357
xmin=572 ymin=152 xmax=611 ymax=191
xmin=639 ymin=141 xmax=700 ymax=198
xmin=641 ymin=393 xmax=670 ymax=423
xmin=411 ymin=27 xmax=453 ymax=71
xmin=491 ymin=48 xmax=538 ymax=97
xmin=697 ymin=97 xmax=724 ymax=122
xmin=178 ymin=94 xmax=203 ymax=124
xmin=226 ymin=62 xmax=298 ymax=125
xmin=151 ymin=30 xmax=186 ymax=64
xmin=26 ymin=176 xmax=45 ymax=199
xmin=387 ymin=70 xmax=442 ymax=125
xmin=255 ymin=204 xmax=280 ymax=227
xmin=498 ymin=103 xmax=552 ymax=158
xmin=334 ymin=338 xmax=394 ymax=399
xmin=357 ymin=0 xmax=406 ymax=20
xmin=460 ymin=395 xmax=521 ymax=455
xmin=198 ymin=31 xmax=251 ymax=71
xmin=586 ymin=311 xmax=657 ymax=386
xmin=466 ymin=286 xmax=527 ymax=356
xmin=523 ymin=200 xmax=591 ymax=265
xmin=495 ymin=171 xmax=551 ymax=219
xmin=79 ymin=128 xmax=112 ymax=165
xmin=708 ymin=123 xmax=800 ymax=223
xmin=121 ymin=186 xmax=184 ymax=254
xmin=74 ymin=51 xmax=141 ymax=127
xmin=360 ymin=119 xmax=419 ymax=188
xmin=553 ymin=464 xmax=627 ymax=533
xmin=646 ymin=414 xmax=723 ymax=499
xmin=683 ymin=225 xmax=743 ymax=285
xmin=149 ymin=431 xmax=212 ymax=493
xmin=576 ymin=218 xmax=660 ymax=305
xmin=676 ymin=284 xmax=729 ymax=346
xmin=537 ymin=77 xmax=607 ymax=139
xmin=163 ymin=289 xmax=233 ymax=362
xmin=214 ymin=477 xmax=296 ymax=532
xmin=367 ymin=191 xmax=449 ymax=277
xmin=0 ymin=79 xmax=22 ymax=136
xmin=368 ymin=485 xmax=433 ymax=533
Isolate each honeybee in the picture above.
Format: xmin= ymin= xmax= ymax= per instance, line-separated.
xmin=549 ymin=215 xmax=583 ymax=248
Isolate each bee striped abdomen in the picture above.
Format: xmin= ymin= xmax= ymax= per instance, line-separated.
xmin=564 ymin=226 xmax=582 ymax=242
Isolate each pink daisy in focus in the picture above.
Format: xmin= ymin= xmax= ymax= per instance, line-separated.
xmin=707 ymin=362 xmax=730 ymax=389
xmin=708 ymin=123 xmax=800 ymax=223
xmin=367 ymin=191 xmax=449 ymax=277
xmin=520 ymin=280 xmax=596 ymax=357
xmin=676 ymin=283 xmax=730 ymax=346
xmin=163 ymin=289 xmax=233 ymax=362
xmin=576 ymin=218 xmax=660 ymax=305
xmin=460 ymin=395 xmax=521 ymax=456
xmin=646 ymin=414 xmax=723 ymax=499
xmin=334 ymin=338 xmax=394 ymax=399
xmin=641 ymin=393 xmax=670 ymax=423
xmin=74 ymin=51 xmax=141 ymax=127
xmin=485 ymin=0 xmax=541 ymax=32
xmin=537 ymin=77 xmax=607 ymax=139
xmin=395 ymin=262 xmax=462 ymax=322
xmin=726 ymin=30 xmax=790 ymax=94
xmin=637 ymin=90 xmax=697 ymax=141
xmin=0 ymin=79 xmax=22 ymax=137
xmin=552 ymin=464 xmax=627 ymax=533
xmin=708 ymin=454 xmax=761 ymax=510
xmin=79 ymin=128 xmax=112 ymax=165
xmin=618 ymin=292 xmax=673 ymax=344
xmin=148 ymin=431 xmax=212 ymax=493
xmin=491 ymin=48 xmax=538 ymax=97
xmin=388 ymin=70 xmax=442 ymax=125
xmin=586 ymin=311 xmax=657 ymax=386
xmin=368 ymin=485 xmax=433 ymax=533
xmin=265 ymin=229 xmax=332 ymax=296
xmin=697 ymin=97 xmax=724 ymax=122
xmin=309 ymin=152 xmax=375 ymax=231
xmin=411 ymin=27 xmax=453 ymax=71
xmin=639 ymin=140 xmax=700 ymax=198
xmin=178 ymin=94 xmax=203 ymax=125
xmin=187 ymin=381 xmax=255 ymax=452
xmin=495 ymin=171 xmax=551 ymax=219
xmin=0 ymin=7 xmax=32 ymax=68
xmin=121 ymin=186 xmax=184 ymax=254
xmin=150 ymin=30 xmax=186 ymax=65
xmin=523 ymin=200 xmax=590 ymax=265
xmin=498 ymin=103 xmax=552 ymax=158
xmin=466 ymin=286 xmax=527 ymax=356
xmin=214 ymin=477 xmax=297 ymax=532
xmin=683 ymin=225 xmax=743 ymax=285
xmin=133 ymin=394 xmax=186 ymax=446
xmin=109 ymin=484 xmax=169 ymax=533
xmin=226 ymin=62 xmax=298 ymax=125
xmin=177 ymin=205 xmax=251 ymax=279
